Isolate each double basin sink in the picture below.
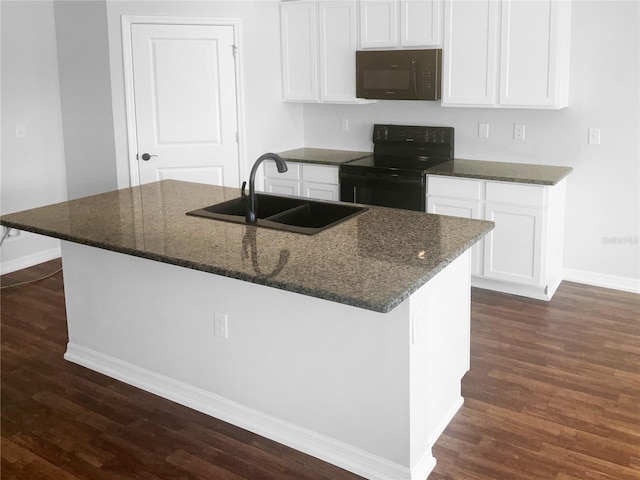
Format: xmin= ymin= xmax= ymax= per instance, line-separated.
xmin=187 ymin=193 xmax=367 ymax=235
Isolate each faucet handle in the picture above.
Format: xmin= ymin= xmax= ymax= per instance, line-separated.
xmin=241 ymin=181 xmax=247 ymax=197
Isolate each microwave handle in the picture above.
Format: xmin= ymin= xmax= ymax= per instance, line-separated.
xmin=411 ymin=60 xmax=418 ymax=97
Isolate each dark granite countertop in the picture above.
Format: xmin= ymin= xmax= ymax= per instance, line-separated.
xmin=426 ymin=159 xmax=572 ymax=185
xmin=277 ymin=148 xmax=371 ymax=166
xmin=277 ymin=148 xmax=572 ymax=185
xmin=1 ymin=181 xmax=493 ymax=313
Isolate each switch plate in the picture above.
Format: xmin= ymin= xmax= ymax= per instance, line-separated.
xmin=588 ymin=127 xmax=601 ymax=145
xmin=478 ymin=123 xmax=489 ymax=139
xmin=514 ymin=124 xmax=525 ymax=140
xmin=214 ymin=312 xmax=228 ymax=339
xmin=340 ymin=118 xmax=349 ymax=131
xmin=16 ymin=123 xmax=27 ymax=139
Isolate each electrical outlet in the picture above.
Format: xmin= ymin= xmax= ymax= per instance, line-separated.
xmin=478 ymin=123 xmax=489 ymax=139
xmin=514 ymin=124 xmax=525 ymax=140
xmin=214 ymin=311 xmax=228 ymax=339
xmin=340 ymin=118 xmax=349 ymax=131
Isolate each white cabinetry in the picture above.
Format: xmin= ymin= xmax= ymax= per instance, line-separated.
xmin=427 ymin=177 xmax=483 ymax=275
xmin=264 ymin=162 xmax=340 ymax=201
xmin=442 ymin=0 xmax=571 ymax=108
xmin=427 ymin=175 xmax=567 ymax=300
xmin=281 ymin=1 xmax=366 ymax=103
xmin=359 ymin=0 xmax=442 ymax=48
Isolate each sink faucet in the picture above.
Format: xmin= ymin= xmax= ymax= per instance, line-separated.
xmin=245 ymin=153 xmax=288 ymax=223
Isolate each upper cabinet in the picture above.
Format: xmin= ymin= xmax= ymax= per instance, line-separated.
xmin=359 ymin=0 xmax=442 ymax=48
xmin=281 ymin=1 xmax=369 ymax=103
xmin=442 ymin=0 xmax=572 ymax=109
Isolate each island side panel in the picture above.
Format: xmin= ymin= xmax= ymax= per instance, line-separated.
xmin=408 ymin=251 xmax=471 ymax=473
xmin=59 ymin=241 xmax=413 ymax=474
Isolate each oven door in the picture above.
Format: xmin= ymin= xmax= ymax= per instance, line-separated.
xmin=339 ymin=171 xmax=426 ymax=212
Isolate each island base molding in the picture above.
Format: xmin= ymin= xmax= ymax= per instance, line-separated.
xmin=60 ymin=241 xmax=472 ymax=480
xmin=471 ymin=275 xmax=563 ymax=301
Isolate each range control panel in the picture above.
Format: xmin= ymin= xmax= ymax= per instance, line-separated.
xmin=373 ymin=124 xmax=454 ymax=145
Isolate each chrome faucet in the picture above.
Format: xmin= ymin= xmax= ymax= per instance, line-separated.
xmin=245 ymin=153 xmax=288 ymax=223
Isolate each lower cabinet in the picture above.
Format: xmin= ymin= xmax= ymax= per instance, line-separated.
xmin=427 ymin=175 xmax=567 ymax=300
xmin=264 ymin=161 xmax=340 ymax=201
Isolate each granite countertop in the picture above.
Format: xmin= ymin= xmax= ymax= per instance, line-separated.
xmin=0 ymin=180 xmax=493 ymax=313
xmin=277 ymin=148 xmax=371 ymax=166
xmin=277 ymin=148 xmax=572 ymax=185
xmin=426 ymin=159 xmax=572 ymax=185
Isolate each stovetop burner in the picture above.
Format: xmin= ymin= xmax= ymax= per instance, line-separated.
xmin=340 ymin=124 xmax=455 ymax=176
xmin=341 ymin=154 xmax=451 ymax=175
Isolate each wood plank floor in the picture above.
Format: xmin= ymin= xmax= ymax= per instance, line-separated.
xmin=2 ymin=259 xmax=639 ymax=480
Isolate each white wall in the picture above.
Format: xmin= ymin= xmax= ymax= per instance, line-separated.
xmin=0 ymin=0 xmax=68 ymax=273
xmin=104 ymin=0 xmax=305 ymax=188
xmin=54 ymin=0 xmax=119 ymax=200
xmin=302 ymin=0 xmax=640 ymax=288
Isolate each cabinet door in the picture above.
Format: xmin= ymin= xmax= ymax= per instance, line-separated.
xmin=360 ymin=0 xmax=397 ymax=48
xmin=265 ymin=177 xmax=301 ymax=197
xmin=483 ymin=202 xmax=543 ymax=286
xmin=281 ymin=2 xmax=318 ymax=101
xmin=442 ymin=0 xmax=499 ymax=105
xmin=499 ymin=0 xmax=568 ymax=107
xmin=318 ymin=1 xmax=359 ymax=102
xmin=427 ymin=196 xmax=483 ymax=276
xmin=400 ymin=0 xmax=442 ymax=47
xmin=303 ymin=182 xmax=340 ymax=201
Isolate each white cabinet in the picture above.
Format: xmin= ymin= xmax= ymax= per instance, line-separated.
xmin=427 ymin=175 xmax=567 ymax=300
xmin=359 ymin=0 xmax=442 ymax=48
xmin=264 ymin=162 xmax=340 ymax=201
xmin=442 ymin=0 xmax=571 ymax=108
xmin=280 ymin=1 xmax=318 ymax=102
xmin=264 ymin=162 xmax=302 ymax=196
xmin=281 ymin=1 xmax=366 ymax=103
xmin=484 ymin=202 xmax=544 ymax=285
xmin=428 ymin=196 xmax=484 ymax=275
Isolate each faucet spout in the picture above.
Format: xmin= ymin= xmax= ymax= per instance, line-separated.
xmin=246 ymin=153 xmax=288 ymax=223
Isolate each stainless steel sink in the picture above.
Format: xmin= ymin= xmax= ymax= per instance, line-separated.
xmin=187 ymin=193 xmax=367 ymax=235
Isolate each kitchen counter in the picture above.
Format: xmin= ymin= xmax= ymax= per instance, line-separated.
xmin=276 ymin=148 xmax=572 ymax=185
xmin=427 ymin=158 xmax=572 ymax=185
xmin=1 ymin=180 xmax=494 ymax=479
xmin=276 ymin=147 xmax=371 ymax=165
xmin=0 ymin=180 xmax=492 ymax=313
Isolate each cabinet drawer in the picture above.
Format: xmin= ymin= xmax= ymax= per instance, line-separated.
xmin=427 ymin=176 xmax=482 ymax=200
xmin=485 ymin=182 xmax=546 ymax=207
xmin=264 ymin=160 xmax=300 ymax=180
xmin=302 ymin=164 xmax=339 ymax=184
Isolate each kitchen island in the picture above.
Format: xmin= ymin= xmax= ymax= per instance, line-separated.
xmin=1 ymin=180 xmax=493 ymax=480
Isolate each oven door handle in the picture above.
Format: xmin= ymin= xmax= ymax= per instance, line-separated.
xmin=339 ymin=171 xmax=424 ymax=184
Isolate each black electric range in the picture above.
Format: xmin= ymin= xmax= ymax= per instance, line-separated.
xmin=339 ymin=124 xmax=454 ymax=211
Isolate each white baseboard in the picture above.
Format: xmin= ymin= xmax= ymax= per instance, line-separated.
xmin=0 ymin=247 xmax=61 ymax=275
xmin=64 ymin=343 xmax=423 ymax=480
xmin=563 ymin=268 xmax=640 ymax=294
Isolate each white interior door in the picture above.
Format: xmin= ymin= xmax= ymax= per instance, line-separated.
xmin=131 ymin=24 xmax=240 ymax=187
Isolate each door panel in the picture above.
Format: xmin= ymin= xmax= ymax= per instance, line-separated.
xmin=131 ymin=24 xmax=239 ymax=187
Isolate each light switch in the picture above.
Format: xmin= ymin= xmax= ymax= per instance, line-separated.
xmin=588 ymin=128 xmax=601 ymax=145
xmin=478 ymin=123 xmax=489 ymax=139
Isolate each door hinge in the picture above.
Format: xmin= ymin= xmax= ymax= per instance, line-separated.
xmin=232 ymin=45 xmax=238 ymax=59
xmin=235 ymin=131 xmax=239 ymax=143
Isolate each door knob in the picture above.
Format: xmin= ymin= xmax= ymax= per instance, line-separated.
xmin=139 ymin=153 xmax=158 ymax=161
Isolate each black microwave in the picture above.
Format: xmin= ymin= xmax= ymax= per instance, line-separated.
xmin=356 ymin=49 xmax=442 ymax=101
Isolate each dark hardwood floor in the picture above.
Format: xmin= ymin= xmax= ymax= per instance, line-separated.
xmin=2 ymin=259 xmax=639 ymax=479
